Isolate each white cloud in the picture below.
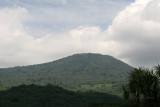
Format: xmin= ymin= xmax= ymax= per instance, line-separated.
xmin=0 ymin=7 xmax=34 ymax=66
xmin=0 ymin=7 xmax=112 ymax=67
xmin=106 ymin=0 xmax=160 ymax=67
xmin=0 ymin=0 xmax=160 ymax=68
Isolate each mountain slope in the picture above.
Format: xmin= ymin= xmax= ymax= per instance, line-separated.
xmin=0 ymin=84 xmax=122 ymax=107
xmin=0 ymin=53 xmax=133 ymax=94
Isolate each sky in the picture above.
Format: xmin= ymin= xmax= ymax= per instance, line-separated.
xmin=0 ymin=0 xmax=160 ymax=68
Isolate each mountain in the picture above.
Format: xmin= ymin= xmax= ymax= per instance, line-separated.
xmin=0 ymin=84 xmax=122 ymax=107
xmin=0 ymin=53 xmax=133 ymax=94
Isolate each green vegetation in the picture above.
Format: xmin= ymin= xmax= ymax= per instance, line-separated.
xmin=122 ymin=65 xmax=160 ymax=106
xmin=0 ymin=53 xmax=133 ymax=95
xmin=3 ymin=53 xmax=160 ymax=106
xmin=0 ymin=84 xmax=122 ymax=107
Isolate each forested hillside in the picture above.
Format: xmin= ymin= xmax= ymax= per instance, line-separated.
xmin=0 ymin=84 xmax=122 ymax=107
xmin=0 ymin=53 xmax=133 ymax=94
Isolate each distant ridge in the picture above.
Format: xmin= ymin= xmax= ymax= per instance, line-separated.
xmin=0 ymin=84 xmax=122 ymax=107
xmin=0 ymin=53 xmax=133 ymax=94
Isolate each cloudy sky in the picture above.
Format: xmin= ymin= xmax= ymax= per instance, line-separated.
xmin=0 ymin=0 xmax=160 ymax=68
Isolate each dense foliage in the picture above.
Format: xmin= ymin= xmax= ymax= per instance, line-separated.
xmin=0 ymin=84 xmax=122 ymax=107
xmin=0 ymin=53 xmax=133 ymax=94
xmin=122 ymin=65 xmax=160 ymax=106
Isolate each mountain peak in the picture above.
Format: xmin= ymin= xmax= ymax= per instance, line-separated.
xmin=0 ymin=53 xmax=133 ymax=94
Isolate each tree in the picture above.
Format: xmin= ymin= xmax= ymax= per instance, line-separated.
xmin=122 ymin=84 xmax=129 ymax=100
xmin=122 ymin=66 xmax=160 ymax=104
xmin=128 ymin=67 xmax=146 ymax=103
xmin=155 ymin=64 xmax=160 ymax=77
